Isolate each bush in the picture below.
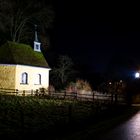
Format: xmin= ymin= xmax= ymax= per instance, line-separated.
xmin=48 ymin=85 xmax=55 ymax=92
xmin=76 ymin=79 xmax=92 ymax=91
xmin=66 ymin=82 xmax=77 ymax=93
xmin=66 ymin=79 xmax=92 ymax=93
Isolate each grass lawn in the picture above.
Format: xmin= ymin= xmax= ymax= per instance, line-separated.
xmin=0 ymin=94 xmax=138 ymax=140
xmin=0 ymin=94 xmax=95 ymax=139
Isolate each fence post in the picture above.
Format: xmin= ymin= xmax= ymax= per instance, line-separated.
xmin=22 ymin=90 xmax=25 ymax=96
xmin=16 ymin=89 xmax=19 ymax=96
xmin=115 ymin=93 xmax=118 ymax=104
xmin=35 ymin=89 xmax=39 ymax=96
xmin=92 ymin=91 xmax=94 ymax=102
xmin=75 ymin=92 xmax=77 ymax=100
xmin=111 ymin=93 xmax=113 ymax=104
xmin=64 ymin=91 xmax=66 ymax=99
xmin=31 ymin=90 xmax=33 ymax=96
xmin=48 ymin=89 xmax=50 ymax=96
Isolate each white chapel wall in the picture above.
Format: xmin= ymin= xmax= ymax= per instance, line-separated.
xmin=15 ymin=65 xmax=50 ymax=91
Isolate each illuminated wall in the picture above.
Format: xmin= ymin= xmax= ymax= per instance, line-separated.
xmin=0 ymin=64 xmax=50 ymax=93
xmin=0 ymin=64 xmax=16 ymax=89
xmin=15 ymin=65 xmax=50 ymax=91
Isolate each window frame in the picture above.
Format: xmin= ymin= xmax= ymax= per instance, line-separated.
xmin=20 ymin=72 xmax=28 ymax=84
xmin=34 ymin=74 xmax=42 ymax=85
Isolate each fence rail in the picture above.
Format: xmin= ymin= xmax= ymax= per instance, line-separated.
xmin=50 ymin=91 xmax=126 ymax=103
xmin=0 ymin=88 xmax=126 ymax=104
xmin=0 ymin=88 xmax=18 ymax=94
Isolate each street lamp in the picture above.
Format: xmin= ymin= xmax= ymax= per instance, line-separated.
xmin=135 ymin=72 xmax=140 ymax=78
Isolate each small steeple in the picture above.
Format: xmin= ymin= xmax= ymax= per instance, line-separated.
xmin=35 ymin=24 xmax=39 ymax=42
xmin=34 ymin=24 xmax=41 ymax=52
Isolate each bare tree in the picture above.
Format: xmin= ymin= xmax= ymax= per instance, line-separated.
xmin=0 ymin=0 xmax=54 ymax=43
xmin=50 ymin=55 xmax=76 ymax=89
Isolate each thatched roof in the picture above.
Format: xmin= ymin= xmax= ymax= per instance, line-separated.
xmin=0 ymin=41 xmax=49 ymax=68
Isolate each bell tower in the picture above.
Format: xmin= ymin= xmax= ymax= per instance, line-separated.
xmin=34 ymin=24 xmax=41 ymax=52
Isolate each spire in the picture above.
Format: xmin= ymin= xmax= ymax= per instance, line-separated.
xmin=34 ymin=24 xmax=41 ymax=52
xmin=34 ymin=24 xmax=39 ymax=42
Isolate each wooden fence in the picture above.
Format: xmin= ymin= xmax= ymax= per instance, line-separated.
xmin=0 ymin=88 xmax=18 ymax=94
xmin=49 ymin=91 xmax=126 ymax=104
xmin=0 ymin=88 xmax=126 ymax=104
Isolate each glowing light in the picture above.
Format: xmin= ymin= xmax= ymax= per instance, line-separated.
xmin=135 ymin=72 xmax=140 ymax=78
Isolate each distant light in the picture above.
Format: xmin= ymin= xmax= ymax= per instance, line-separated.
xmin=135 ymin=72 xmax=140 ymax=78
xmin=109 ymin=82 xmax=112 ymax=85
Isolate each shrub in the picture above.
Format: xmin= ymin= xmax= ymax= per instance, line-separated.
xmin=66 ymin=82 xmax=77 ymax=93
xmin=48 ymin=85 xmax=55 ymax=93
xmin=76 ymin=79 xmax=92 ymax=91
xmin=66 ymin=79 xmax=92 ymax=93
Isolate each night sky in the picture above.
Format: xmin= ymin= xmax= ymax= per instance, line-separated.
xmin=50 ymin=1 xmax=140 ymax=77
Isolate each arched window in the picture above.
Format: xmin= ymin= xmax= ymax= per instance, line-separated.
xmin=21 ymin=72 xmax=28 ymax=84
xmin=35 ymin=74 xmax=41 ymax=85
xmin=38 ymin=74 xmax=41 ymax=85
